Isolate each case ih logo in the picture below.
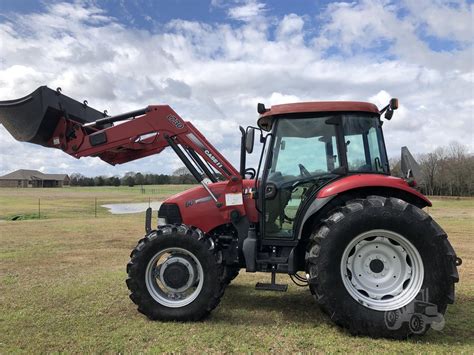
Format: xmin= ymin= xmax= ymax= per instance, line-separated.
xmin=204 ymin=149 xmax=223 ymax=168
xmin=167 ymin=115 xmax=184 ymax=129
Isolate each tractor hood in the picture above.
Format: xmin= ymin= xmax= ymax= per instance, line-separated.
xmin=158 ymin=180 xmax=258 ymax=233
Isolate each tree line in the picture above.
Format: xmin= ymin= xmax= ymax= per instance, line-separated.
xmin=390 ymin=142 xmax=473 ymax=196
xmin=70 ymin=169 xmax=195 ymax=187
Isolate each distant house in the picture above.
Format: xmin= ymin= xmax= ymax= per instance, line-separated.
xmin=0 ymin=169 xmax=70 ymax=188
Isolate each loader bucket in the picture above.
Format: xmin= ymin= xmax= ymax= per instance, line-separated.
xmin=0 ymin=86 xmax=106 ymax=146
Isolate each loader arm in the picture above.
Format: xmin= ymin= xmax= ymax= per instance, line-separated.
xmin=0 ymin=86 xmax=241 ymax=191
xmin=49 ymin=105 xmax=239 ymax=179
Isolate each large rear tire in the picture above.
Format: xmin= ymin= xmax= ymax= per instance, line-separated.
xmin=126 ymin=225 xmax=225 ymax=321
xmin=306 ymin=196 xmax=459 ymax=339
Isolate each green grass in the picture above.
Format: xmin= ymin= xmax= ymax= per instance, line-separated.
xmin=0 ymin=184 xmax=195 ymax=220
xmin=0 ymin=188 xmax=473 ymax=352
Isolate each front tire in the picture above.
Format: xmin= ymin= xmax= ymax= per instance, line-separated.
xmin=222 ymin=266 xmax=240 ymax=285
xmin=306 ymin=196 xmax=459 ymax=339
xmin=126 ymin=225 xmax=225 ymax=321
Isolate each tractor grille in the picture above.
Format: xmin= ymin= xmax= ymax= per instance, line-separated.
xmin=158 ymin=203 xmax=182 ymax=224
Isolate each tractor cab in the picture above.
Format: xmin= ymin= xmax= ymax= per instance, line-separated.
xmin=245 ymin=102 xmax=390 ymax=240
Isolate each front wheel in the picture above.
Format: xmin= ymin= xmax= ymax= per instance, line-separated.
xmin=126 ymin=225 xmax=225 ymax=321
xmin=306 ymin=196 xmax=459 ymax=339
xmin=222 ymin=266 xmax=240 ymax=285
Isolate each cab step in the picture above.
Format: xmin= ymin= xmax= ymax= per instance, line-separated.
xmin=255 ymin=266 xmax=288 ymax=292
xmin=256 ymin=256 xmax=288 ymax=264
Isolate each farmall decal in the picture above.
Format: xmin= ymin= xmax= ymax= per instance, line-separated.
xmin=167 ymin=114 xmax=184 ymax=129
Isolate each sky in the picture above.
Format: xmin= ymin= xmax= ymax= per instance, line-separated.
xmin=0 ymin=0 xmax=472 ymax=177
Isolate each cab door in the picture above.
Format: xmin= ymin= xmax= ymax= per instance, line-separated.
xmin=261 ymin=116 xmax=340 ymax=239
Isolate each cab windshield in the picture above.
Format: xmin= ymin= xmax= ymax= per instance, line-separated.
xmin=267 ymin=113 xmax=388 ymax=183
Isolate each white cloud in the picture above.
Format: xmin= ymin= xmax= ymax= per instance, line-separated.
xmin=227 ymin=0 xmax=266 ymax=22
xmin=0 ymin=0 xmax=472 ymax=177
xmin=276 ymin=13 xmax=305 ymax=44
xmin=402 ymin=0 xmax=473 ymax=43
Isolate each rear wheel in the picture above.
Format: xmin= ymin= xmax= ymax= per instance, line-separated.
xmin=340 ymin=229 xmax=424 ymax=311
xmin=306 ymin=196 xmax=459 ymax=338
xmin=126 ymin=225 xmax=225 ymax=321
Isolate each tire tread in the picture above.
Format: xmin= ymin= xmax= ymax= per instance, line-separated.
xmin=306 ymin=195 xmax=459 ymax=338
xmin=126 ymin=224 xmax=225 ymax=321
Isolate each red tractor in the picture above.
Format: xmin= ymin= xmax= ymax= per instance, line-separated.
xmin=0 ymin=86 xmax=461 ymax=338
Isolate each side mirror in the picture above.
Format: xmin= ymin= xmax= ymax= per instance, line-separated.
xmin=385 ymin=110 xmax=394 ymax=120
xmin=390 ymin=98 xmax=399 ymax=110
xmin=384 ymin=98 xmax=398 ymax=120
xmin=245 ymin=127 xmax=255 ymax=154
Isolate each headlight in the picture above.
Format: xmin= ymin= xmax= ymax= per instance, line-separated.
xmin=157 ymin=217 xmax=168 ymax=226
xmin=157 ymin=203 xmax=182 ymax=225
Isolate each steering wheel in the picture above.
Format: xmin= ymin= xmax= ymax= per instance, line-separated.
xmin=298 ymin=163 xmax=311 ymax=177
xmin=244 ymin=167 xmax=256 ymax=179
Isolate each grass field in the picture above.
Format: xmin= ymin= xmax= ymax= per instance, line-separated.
xmin=0 ymin=186 xmax=473 ymax=352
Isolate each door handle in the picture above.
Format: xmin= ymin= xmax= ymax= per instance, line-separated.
xmin=265 ymin=183 xmax=277 ymax=199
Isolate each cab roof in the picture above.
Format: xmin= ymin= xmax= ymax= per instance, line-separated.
xmin=257 ymin=101 xmax=380 ymax=131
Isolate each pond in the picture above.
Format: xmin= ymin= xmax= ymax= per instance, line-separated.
xmin=102 ymin=201 xmax=162 ymax=214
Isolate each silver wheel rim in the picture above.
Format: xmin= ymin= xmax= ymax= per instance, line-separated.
xmin=340 ymin=229 xmax=424 ymax=311
xmin=145 ymin=247 xmax=204 ymax=308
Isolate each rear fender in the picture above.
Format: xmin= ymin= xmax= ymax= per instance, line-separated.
xmin=297 ymin=175 xmax=432 ymax=241
xmin=317 ymin=174 xmax=431 ymax=207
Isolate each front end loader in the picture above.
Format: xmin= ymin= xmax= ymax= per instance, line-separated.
xmin=0 ymin=86 xmax=461 ymax=339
